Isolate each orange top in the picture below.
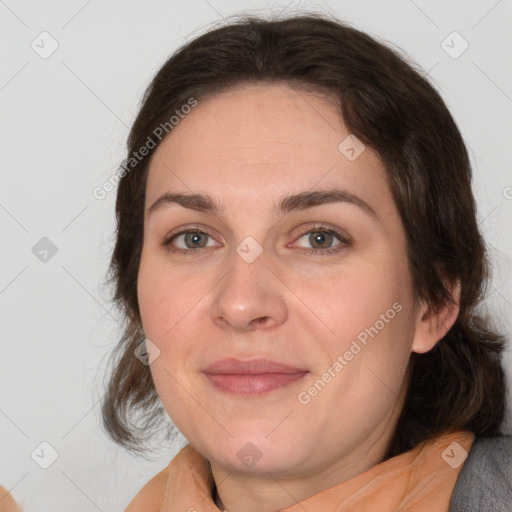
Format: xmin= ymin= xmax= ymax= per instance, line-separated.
xmin=0 ymin=486 xmax=21 ymax=512
xmin=126 ymin=430 xmax=475 ymax=512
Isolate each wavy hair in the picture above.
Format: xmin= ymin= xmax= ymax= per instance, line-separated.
xmin=101 ymin=12 xmax=507 ymax=457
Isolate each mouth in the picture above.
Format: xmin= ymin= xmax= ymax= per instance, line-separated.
xmin=201 ymin=357 xmax=309 ymax=396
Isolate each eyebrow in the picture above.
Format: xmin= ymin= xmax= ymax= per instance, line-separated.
xmin=148 ymin=189 xmax=379 ymax=220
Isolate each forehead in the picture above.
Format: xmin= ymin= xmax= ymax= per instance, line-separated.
xmin=145 ymin=83 xmax=391 ymax=216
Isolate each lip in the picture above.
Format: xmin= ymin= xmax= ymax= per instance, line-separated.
xmin=202 ymin=357 xmax=307 ymax=374
xmin=202 ymin=357 xmax=309 ymax=395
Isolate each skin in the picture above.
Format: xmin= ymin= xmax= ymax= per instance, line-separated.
xmin=137 ymin=83 xmax=460 ymax=512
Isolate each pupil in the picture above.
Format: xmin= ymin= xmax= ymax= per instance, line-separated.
xmin=312 ymin=232 xmax=331 ymax=248
xmin=187 ymin=233 xmax=205 ymax=247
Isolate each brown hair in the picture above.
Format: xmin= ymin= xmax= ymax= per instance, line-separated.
xmin=101 ymin=12 xmax=507 ymax=457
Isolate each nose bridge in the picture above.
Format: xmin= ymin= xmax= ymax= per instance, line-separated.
xmin=210 ymin=243 xmax=287 ymax=331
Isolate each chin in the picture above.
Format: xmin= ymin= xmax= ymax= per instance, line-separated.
xmin=201 ymin=433 xmax=304 ymax=474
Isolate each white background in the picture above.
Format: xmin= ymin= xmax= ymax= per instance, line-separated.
xmin=1 ymin=0 xmax=511 ymax=510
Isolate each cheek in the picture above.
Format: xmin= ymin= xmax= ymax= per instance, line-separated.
xmin=137 ymin=257 xmax=198 ymax=426
xmin=302 ymin=263 xmax=410 ymax=345
xmin=296 ymin=277 xmax=414 ymax=429
xmin=137 ymin=252 xmax=202 ymax=342
xmin=137 ymin=253 xmax=210 ymax=395
xmin=298 ymin=257 xmax=416 ymax=400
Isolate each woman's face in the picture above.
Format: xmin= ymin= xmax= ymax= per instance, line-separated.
xmin=137 ymin=83 xmax=438 ymax=477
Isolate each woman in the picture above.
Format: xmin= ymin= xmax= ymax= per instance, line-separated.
xmin=99 ymin=13 xmax=511 ymax=512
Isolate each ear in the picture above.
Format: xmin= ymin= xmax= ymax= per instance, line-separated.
xmin=411 ymin=279 xmax=461 ymax=354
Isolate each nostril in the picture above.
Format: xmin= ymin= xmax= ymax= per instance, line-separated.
xmin=251 ymin=316 xmax=270 ymax=326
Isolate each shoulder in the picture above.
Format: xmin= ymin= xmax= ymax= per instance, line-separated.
xmin=124 ymin=465 xmax=169 ymax=512
xmin=450 ymin=434 xmax=512 ymax=512
xmin=468 ymin=434 xmax=512 ymax=465
xmin=0 ymin=485 xmax=21 ymax=512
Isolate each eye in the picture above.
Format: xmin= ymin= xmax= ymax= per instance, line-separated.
xmin=162 ymin=223 xmax=350 ymax=256
xmin=163 ymin=228 xmax=218 ymax=254
xmin=292 ymin=223 xmax=350 ymax=255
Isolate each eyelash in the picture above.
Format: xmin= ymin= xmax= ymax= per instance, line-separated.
xmin=162 ymin=223 xmax=350 ymax=256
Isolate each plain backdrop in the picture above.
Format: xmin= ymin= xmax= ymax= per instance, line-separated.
xmin=1 ymin=0 xmax=511 ymax=510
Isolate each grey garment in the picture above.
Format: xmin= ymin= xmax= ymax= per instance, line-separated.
xmin=449 ymin=435 xmax=512 ymax=511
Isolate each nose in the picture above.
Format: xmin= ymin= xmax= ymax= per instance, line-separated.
xmin=209 ymin=247 xmax=288 ymax=332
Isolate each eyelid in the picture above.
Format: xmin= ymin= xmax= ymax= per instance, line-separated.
xmin=288 ymin=222 xmax=351 ymax=255
xmin=162 ymin=224 xmax=221 ymax=250
xmin=163 ymin=223 xmax=219 ymax=239
xmin=291 ymin=222 xmax=351 ymax=243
